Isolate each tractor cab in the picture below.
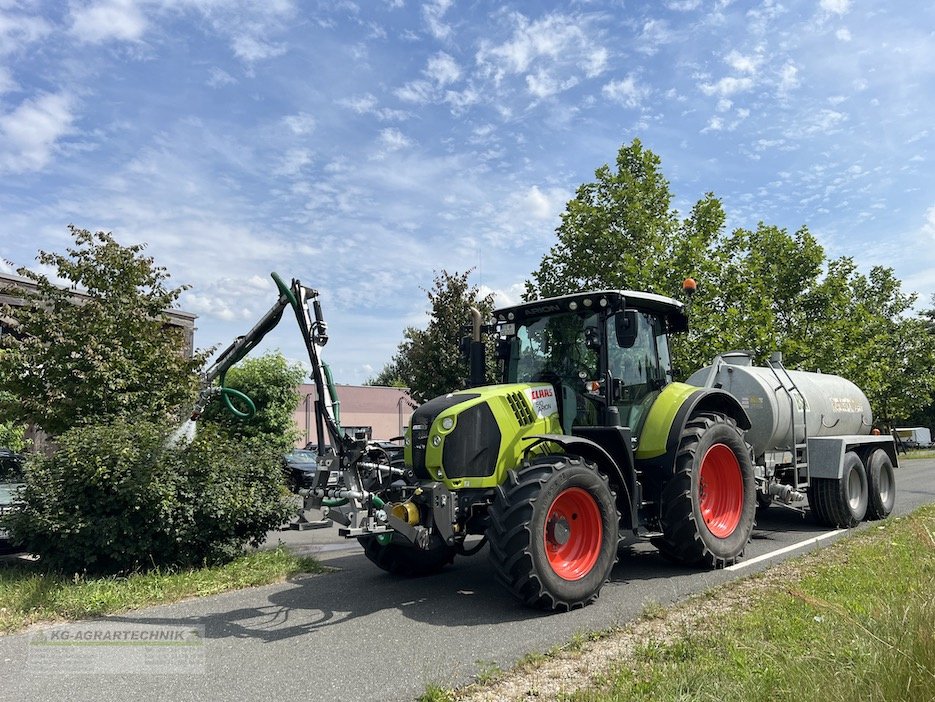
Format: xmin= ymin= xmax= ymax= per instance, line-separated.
xmin=493 ymin=290 xmax=688 ymax=438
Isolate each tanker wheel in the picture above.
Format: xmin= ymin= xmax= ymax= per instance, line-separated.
xmin=487 ymin=456 xmax=619 ymax=612
xmin=655 ymin=412 xmax=756 ymax=567
xmin=807 ymin=451 xmax=868 ymax=528
xmin=357 ymin=533 xmax=456 ymax=577
xmin=865 ymin=449 xmax=896 ymax=520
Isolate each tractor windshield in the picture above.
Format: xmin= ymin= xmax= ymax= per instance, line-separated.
xmin=512 ymin=312 xmax=601 ymax=387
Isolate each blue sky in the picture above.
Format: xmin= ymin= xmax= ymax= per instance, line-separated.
xmin=1 ymin=0 xmax=934 ymax=384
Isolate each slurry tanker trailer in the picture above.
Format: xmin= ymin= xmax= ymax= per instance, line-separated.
xmin=687 ymin=351 xmax=896 ymax=527
xmin=191 ymin=275 xmax=897 ymax=611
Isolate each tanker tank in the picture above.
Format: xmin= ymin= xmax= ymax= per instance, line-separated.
xmin=685 ymin=352 xmax=873 ymax=459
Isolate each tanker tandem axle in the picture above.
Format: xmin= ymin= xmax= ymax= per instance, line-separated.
xmin=686 ymin=351 xmax=897 ymax=527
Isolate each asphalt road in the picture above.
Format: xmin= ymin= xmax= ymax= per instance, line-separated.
xmin=2 ymin=458 xmax=934 ymax=702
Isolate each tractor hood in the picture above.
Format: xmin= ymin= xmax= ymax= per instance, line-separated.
xmin=405 ymin=383 xmax=562 ymax=490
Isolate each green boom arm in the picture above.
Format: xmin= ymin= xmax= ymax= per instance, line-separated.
xmin=190 ymin=273 xmax=343 ymax=449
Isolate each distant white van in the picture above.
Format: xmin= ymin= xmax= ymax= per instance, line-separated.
xmin=895 ymin=427 xmax=933 ymax=448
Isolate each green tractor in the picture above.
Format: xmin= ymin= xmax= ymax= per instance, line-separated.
xmin=192 ymin=276 xmax=756 ymax=611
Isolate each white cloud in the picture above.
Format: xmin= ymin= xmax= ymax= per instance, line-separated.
xmin=520 ymin=185 xmax=565 ymax=220
xmin=584 ymin=47 xmax=608 ymax=78
xmin=0 ymin=8 xmax=52 ymax=54
xmin=395 ymin=79 xmax=433 ymax=104
xmin=602 ymin=75 xmax=650 ymax=108
xmin=476 ymin=12 xmax=607 ymax=96
xmin=0 ymin=66 xmax=16 ymax=94
xmin=636 ymin=19 xmax=673 ymax=55
xmin=820 ymin=0 xmax=851 ymax=15
xmin=666 ymin=0 xmax=701 ymax=10
xmin=836 ymin=27 xmax=852 ymax=41
xmin=796 ymin=108 xmax=847 ymax=136
xmin=700 ymin=76 xmax=754 ymax=97
xmin=425 ymin=51 xmax=460 ymax=86
xmin=724 ymin=49 xmax=762 ymax=74
xmin=379 ymin=127 xmax=411 ymax=151
xmin=778 ymin=61 xmax=799 ymax=93
xmin=282 ymin=113 xmax=315 ymax=135
xmin=274 ymin=148 xmax=312 ymax=177
xmin=231 ymin=34 xmax=286 ymax=62
xmin=0 ymin=92 xmax=75 ymax=173
xmin=207 ymin=67 xmax=237 ymax=88
xmin=70 ymin=0 xmax=147 ymax=44
xmin=339 ymin=94 xmax=378 ymax=113
xmin=422 ymin=0 xmax=452 ymax=40
xmin=526 ymin=69 xmax=577 ymax=99
xmin=444 ymin=87 xmax=480 ymax=112
xmin=923 ymin=205 xmax=935 ymax=239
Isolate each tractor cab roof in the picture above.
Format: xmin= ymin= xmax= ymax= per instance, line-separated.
xmin=493 ymin=289 xmax=688 ymax=332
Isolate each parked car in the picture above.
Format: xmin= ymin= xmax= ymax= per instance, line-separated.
xmin=282 ymin=449 xmax=319 ymax=493
xmin=0 ymin=448 xmax=25 ymax=548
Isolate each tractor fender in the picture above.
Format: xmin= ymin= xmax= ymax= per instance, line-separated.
xmin=635 ymin=383 xmax=751 ymax=463
xmin=522 ymin=434 xmax=637 ymax=530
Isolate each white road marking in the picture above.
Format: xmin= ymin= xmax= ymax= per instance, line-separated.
xmin=726 ymin=529 xmax=846 ymax=571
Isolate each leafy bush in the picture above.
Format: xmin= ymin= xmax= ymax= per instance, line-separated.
xmin=202 ymin=352 xmax=305 ymax=453
xmin=6 ymin=418 xmax=292 ymax=574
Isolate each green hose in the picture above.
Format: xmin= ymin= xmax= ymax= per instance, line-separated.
xmin=322 ymin=498 xmax=348 ymax=507
xmin=322 ymin=361 xmax=342 ymax=434
xmin=370 ymin=494 xmax=391 ymax=544
xmin=220 ymin=383 xmax=256 ymax=418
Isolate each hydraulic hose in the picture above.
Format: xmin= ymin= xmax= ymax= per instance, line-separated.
xmin=220 ymin=385 xmax=256 ymax=419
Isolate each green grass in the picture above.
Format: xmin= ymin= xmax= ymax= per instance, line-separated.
xmin=0 ymin=546 xmax=325 ymax=634
xmin=901 ymin=448 xmax=935 ymax=460
xmin=564 ymin=505 xmax=935 ymax=702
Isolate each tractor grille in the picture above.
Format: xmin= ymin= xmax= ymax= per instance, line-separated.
xmin=507 ymin=391 xmax=535 ymax=426
xmin=409 ymin=393 xmax=479 ymax=479
xmin=443 ymin=402 xmax=501 ymax=478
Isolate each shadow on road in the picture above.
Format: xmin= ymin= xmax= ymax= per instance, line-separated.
xmin=106 ymin=551 xmax=555 ymax=643
xmin=105 ymin=503 xmax=833 ymax=643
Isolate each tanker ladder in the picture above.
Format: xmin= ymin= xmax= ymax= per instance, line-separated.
xmin=765 ymin=353 xmax=809 ymax=504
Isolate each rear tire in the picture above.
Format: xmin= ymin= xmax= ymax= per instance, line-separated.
xmin=808 ymin=451 xmax=867 ymax=528
xmin=358 ymin=534 xmax=456 ymax=576
xmin=656 ymin=412 xmax=756 ymax=567
xmin=487 ymin=456 xmax=619 ymax=611
xmin=864 ymin=449 xmax=895 ymax=520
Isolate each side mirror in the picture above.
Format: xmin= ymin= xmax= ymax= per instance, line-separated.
xmin=615 ymin=311 xmax=638 ymax=348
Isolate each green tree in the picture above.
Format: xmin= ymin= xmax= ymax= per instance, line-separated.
xmin=365 ymin=360 xmax=408 ymax=388
xmin=378 ymin=270 xmax=494 ymax=404
xmin=527 ymin=139 xmax=684 ymax=299
xmin=804 ymin=262 xmax=935 ymax=427
xmin=0 ymin=226 xmax=207 ymax=436
xmin=525 ymin=140 xmax=935 ymax=424
xmin=202 ymin=352 xmax=306 ymax=453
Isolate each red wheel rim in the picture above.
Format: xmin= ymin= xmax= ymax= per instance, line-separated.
xmin=698 ymin=444 xmax=743 ymax=538
xmin=544 ymin=487 xmax=602 ymax=581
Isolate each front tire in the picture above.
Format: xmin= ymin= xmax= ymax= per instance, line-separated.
xmin=358 ymin=534 xmax=456 ymax=576
xmin=487 ymin=456 xmax=619 ymax=611
xmin=656 ymin=412 xmax=756 ymax=567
